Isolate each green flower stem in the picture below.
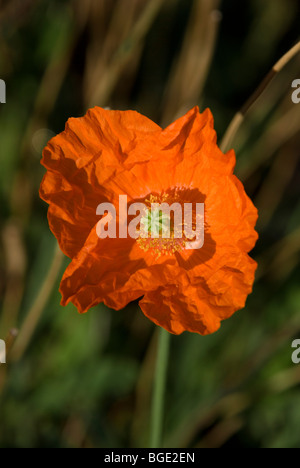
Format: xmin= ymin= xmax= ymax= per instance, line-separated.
xmin=150 ymin=327 xmax=171 ymax=448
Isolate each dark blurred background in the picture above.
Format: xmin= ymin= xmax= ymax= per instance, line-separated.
xmin=0 ymin=0 xmax=300 ymax=448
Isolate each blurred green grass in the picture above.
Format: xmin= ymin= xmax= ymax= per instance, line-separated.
xmin=0 ymin=0 xmax=300 ymax=448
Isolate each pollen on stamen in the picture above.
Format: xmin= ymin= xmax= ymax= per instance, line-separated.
xmin=137 ymin=236 xmax=186 ymax=258
xmin=136 ymin=190 xmax=187 ymax=258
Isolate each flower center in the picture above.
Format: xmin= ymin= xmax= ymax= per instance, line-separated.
xmin=136 ymin=192 xmax=187 ymax=258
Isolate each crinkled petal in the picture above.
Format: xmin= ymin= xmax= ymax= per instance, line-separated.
xmin=40 ymin=107 xmax=161 ymax=257
xmin=139 ymin=284 xmax=225 ymax=335
xmin=139 ymin=249 xmax=257 ymax=336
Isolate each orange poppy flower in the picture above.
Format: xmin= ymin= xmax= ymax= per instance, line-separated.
xmin=40 ymin=106 xmax=258 ymax=335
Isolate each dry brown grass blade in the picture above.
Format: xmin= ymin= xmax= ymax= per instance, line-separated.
xmin=255 ymin=226 xmax=300 ymax=282
xmin=0 ymin=222 xmax=27 ymax=335
xmin=0 ymin=328 xmax=18 ymax=365
xmin=0 ymin=329 xmax=18 ymax=393
xmin=254 ymin=137 xmax=299 ymax=230
xmin=11 ymin=245 xmax=63 ymax=361
xmin=20 ymin=2 xmax=89 ymax=162
xmin=195 ymin=416 xmax=244 ymax=448
xmin=84 ymin=0 xmax=142 ymax=105
xmin=239 ymin=104 xmax=300 ymax=181
xmin=161 ymin=0 xmax=222 ymax=126
xmin=220 ymin=40 xmax=300 ymax=152
xmin=84 ymin=0 xmax=165 ymax=108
